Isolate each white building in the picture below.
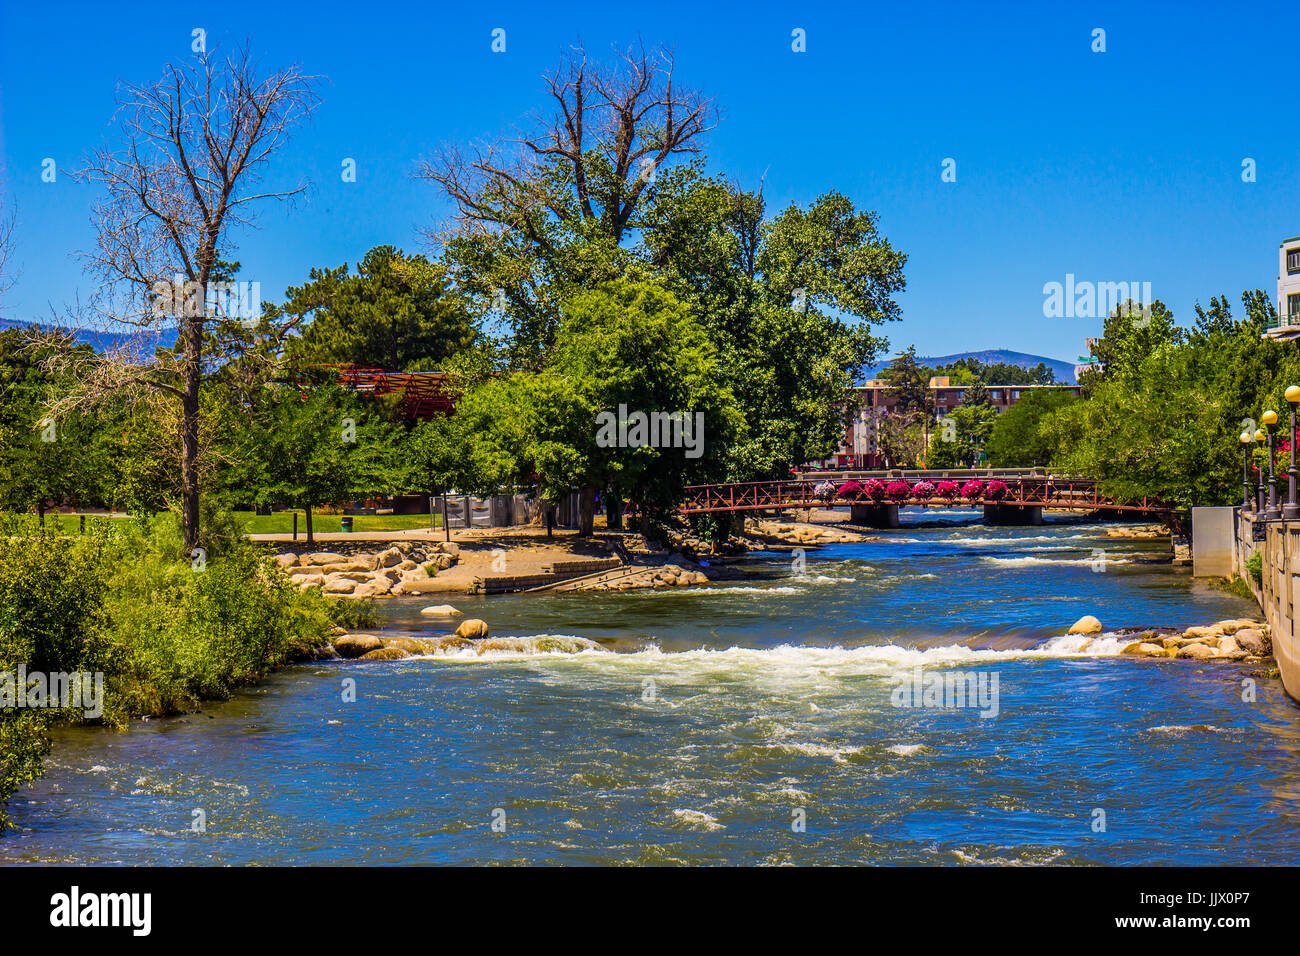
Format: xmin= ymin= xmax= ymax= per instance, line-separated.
xmin=1269 ymin=236 xmax=1300 ymax=339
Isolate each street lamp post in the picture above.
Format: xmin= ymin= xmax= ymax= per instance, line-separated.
xmin=1264 ymin=410 xmax=1282 ymax=519
xmin=1256 ymin=429 xmax=1268 ymax=513
xmin=1285 ymin=386 xmax=1300 ymax=519
xmin=1241 ymin=431 xmax=1254 ymax=511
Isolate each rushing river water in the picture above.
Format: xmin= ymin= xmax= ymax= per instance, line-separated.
xmin=5 ymin=511 xmax=1299 ymax=866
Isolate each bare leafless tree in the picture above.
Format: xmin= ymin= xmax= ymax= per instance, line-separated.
xmin=69 ymin=44 xmax=319 ymax=549
xmin=0 ymin=186 xmax=16 ymax=307
xmin=421 ymin=41 xmax=716 ymax=243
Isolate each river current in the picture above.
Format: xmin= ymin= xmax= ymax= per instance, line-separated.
xmin=4 ymin=511 xmax=1298 ymax=866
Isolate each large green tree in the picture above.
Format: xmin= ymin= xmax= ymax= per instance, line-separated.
xmin=283 ymin=246 xmax=477 ymax=373
xmin=985 ymin=389 xmax=1078 ymax=467
xmin=235 ymin=385 xmax=401 ymax=543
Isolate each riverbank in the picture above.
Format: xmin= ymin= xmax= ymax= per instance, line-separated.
xmin=260 ymin=517 xmax=873 ymax=598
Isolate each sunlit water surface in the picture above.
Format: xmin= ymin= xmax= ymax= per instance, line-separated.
xmin=5 ymin=512 xmax=1298 ymax=865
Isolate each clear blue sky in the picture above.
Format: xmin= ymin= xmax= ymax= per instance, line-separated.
xmin=2 ymin=0 xmax=1297 ymax=364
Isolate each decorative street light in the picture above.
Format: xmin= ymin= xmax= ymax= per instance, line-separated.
xmin=1285 ymin=386 xmax=1300 ymax=519
xmin=1264 ymin=410 xmax=1282 ymax=519
xmin=1255 ymin=429 xmax=1268 ymax=514
xmin=1241 ymin=431 xmax=1254 ymax=512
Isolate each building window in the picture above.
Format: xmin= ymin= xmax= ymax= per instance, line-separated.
xmin=1290 ymin=293 xmax=1300 ymax=318
xmin=1289 ymin=248 xmax=1300 ymax=274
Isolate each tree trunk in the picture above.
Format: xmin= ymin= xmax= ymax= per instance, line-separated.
xmin=180 ymin=307 xmax=202 ymax=551
xmin=305 ymin=504 xmax=314 ymax=545
xmin=605 ymin=493 xmax=623 ymax=530
xmin=577 ymin=485 xmax=597 ymax=536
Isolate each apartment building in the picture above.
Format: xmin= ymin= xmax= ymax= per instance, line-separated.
xmin=1270 ymin=236 xmax=1300 ymax=339
xmin=830 ymin=377 xmax=1082 ymax=468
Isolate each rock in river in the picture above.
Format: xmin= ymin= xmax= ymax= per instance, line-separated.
xmin=454 ymin=618 xmax=490 ymax=640
xmin=332 ymin=634 xmax=384 ymax=658
xmin=1068 ymin=615 xmax=1103 ymax=636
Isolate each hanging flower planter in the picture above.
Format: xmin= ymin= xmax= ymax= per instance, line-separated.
xmin=862 ymin=478 xmax=887 ymax=502
xmin=985 ymin=480 xmax=1009 ymax=501
xmin=886 ymin=480 xmax=913 ymax=503
xmin=911 ymin=480 xmax=936 ymax=501
xmin=961 ymin=479 xmax=985 ymax=502
xmin=935 ymin=480 xmax=960 ymax=504
xmin=836 ymin=480 xmax=863 ymax=499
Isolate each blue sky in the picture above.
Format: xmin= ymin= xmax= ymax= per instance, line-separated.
xmin=1 ymin=0 xmax=1297 ymax=364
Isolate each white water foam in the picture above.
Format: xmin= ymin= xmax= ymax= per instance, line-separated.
xmin=981 ymin=555 xmax=1131 ymax=568
xmin=671 ymin=808 xmax=725 ymax=831
xmin=414 ymin=632 xmax=1134 ymax=668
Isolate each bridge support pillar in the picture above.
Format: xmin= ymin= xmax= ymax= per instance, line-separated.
xmin=850 ymin=503 xmax=899 ymax=528
xmin=983 ymin=503 xmax=1043 ymax=526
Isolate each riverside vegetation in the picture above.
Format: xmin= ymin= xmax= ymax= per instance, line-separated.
xmin=0 ymin=512 xmax=362 ymax=829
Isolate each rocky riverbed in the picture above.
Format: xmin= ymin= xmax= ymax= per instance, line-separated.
xmin=1066 ymin=614 xmax=1272 ymax=661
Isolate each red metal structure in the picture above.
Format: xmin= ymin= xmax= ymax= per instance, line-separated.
xmin=332 ymin=365 xmax=455 ymax=419
xmin=676 ymin=476 xmax=1175 ymax=515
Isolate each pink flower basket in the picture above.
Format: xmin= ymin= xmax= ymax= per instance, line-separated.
xmin=886 ymin=480 xmax=913 ymax=503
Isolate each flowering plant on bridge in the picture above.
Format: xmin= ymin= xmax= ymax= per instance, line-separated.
xmin=886 ymin=480 xmax=913 ymax=503
xmin=862 ymin=478 xmax=886 ymax=502
xmin=985 ymin=479 xmax=1009 ymax=501
xmin=936 ymin=480 xmax=960 ymax=503
xmin=961 ymin=479 xmax=985 ymax=502
xmin=835 ymin=480 xmax=863 ymax=499
xmin=813 ymin=480 xmax=837 ymax=500
xmin=911 ymin=480 xmax=936 ymax=501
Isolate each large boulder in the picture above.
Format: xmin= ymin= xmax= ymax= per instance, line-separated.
xmin=373 ymin=547 xmax=404 ymax=569
xmin=1068 ymin=615 xmax=1104 ymax=636
xmin=333 ymin=634 xmax=384 ymax=658
xmin=274 ymin=553 xmax=299 ymax=569
xmin=454 ymin=618 xmax=490 ymax=640
xmin=1177 ymin=643 xmax=1216 ymax=660
xmin=1122 ymin=641 xmax=1166 ymax=658
xmin=1233 ymin=628 xmax=1268 ymax=655
xmin=319 ymin=561 xmax=373 ymax=575
xmin=421 ymin=604 xmax=462 ymax=616
xmin=304 ymin=552 xmax=349 ymax=566
xmin=437 ymin=542 xmax=460 ymax=558
xmin=359 ymin=647 xmax=409 ymax=661
xmin=367 ymin=576 xmax=394 ymax=596
xmin=322 ymin=576 xmax=357 ymax=594
xmin=1182 ymin=625 xmax=1221 ymax=640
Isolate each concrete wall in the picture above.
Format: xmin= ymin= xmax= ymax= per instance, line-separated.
xmin=1191 ymin=506 xmax=1235 ymax=577
xmin=1233 ymin=510 xmax=1300 ymax=702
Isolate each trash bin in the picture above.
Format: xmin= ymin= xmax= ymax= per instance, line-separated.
xmin=340 ymin=515 xmax=353 ymax=533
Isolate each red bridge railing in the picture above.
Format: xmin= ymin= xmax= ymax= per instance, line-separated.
xmin=675 ymin=477 xmax=1175 ymax=515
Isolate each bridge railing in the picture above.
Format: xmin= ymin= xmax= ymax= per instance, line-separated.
xmin=675 ymin=476 xmax=1173 ymax=515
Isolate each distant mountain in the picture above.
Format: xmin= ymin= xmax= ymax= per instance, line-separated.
xmin=0 ymin=317 xmax=177 ymax=354
xmin=862 ymin=348 xmax=1078 ymax=385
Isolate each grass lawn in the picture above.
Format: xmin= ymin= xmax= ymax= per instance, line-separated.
xmin=232 ymin=511 xmax=442 ymax=534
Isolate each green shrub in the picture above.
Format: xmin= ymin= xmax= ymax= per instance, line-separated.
xmin=1247 ymin=551 xmax=1263 ymax=587
xmin=0 ymin=510 xmax=338 ymax=826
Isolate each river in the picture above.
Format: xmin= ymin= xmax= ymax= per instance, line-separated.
xmin=4 ymin=511 xmax=1299 ymax=865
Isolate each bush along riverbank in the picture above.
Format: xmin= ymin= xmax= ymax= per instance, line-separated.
xmin=0 ymin=513 xmax=355 ymax=830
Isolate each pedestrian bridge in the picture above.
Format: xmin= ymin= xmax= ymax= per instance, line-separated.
xmin=677 ymin=474 xmax=1175 ymax=527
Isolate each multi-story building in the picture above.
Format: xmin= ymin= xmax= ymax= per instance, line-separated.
xmin=827 ymin=377 xmax=1082 ymax=468
xmin=1270 ymin=236 xmax=1300 ymax=338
